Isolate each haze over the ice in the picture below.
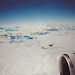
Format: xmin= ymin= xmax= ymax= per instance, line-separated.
xmin=0 ymin=24 xmax=75 ymax=75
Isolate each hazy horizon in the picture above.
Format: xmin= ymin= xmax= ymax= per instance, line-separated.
xmin=0 ymin=0 xmax=75 ymax=25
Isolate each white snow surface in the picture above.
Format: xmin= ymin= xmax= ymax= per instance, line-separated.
xmin=0 ymin=24 xmax=75 ymax=75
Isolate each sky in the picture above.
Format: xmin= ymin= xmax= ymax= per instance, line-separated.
xmin=0 ymin=0 xmax=75 ymax=25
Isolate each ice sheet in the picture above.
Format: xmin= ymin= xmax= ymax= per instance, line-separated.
xmin=0 ymin=24 xmax=75 ymax=75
